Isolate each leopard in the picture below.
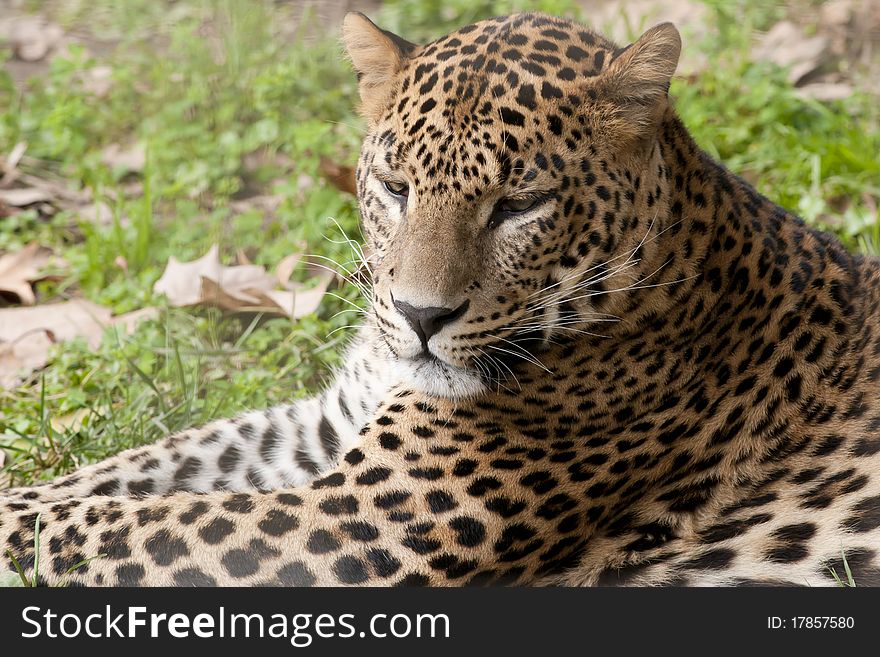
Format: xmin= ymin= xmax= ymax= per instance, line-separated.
xmin=2 ymin=11 xmax=879 ymax=587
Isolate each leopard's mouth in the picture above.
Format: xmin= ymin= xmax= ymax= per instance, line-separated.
xmin=393 ymin=350 xmax=488 ymax=399
xmin=374 ymin=301 xmax=550 ymax=395
xmin=394 ymin=324 xmax=548 ymax=379
xmin=409 ymin=350 xmax=476 ymax=380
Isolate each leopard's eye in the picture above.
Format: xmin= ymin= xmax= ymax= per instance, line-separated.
xmin=383 ymin=180 xmax=409 ymax=198
xmin=488 ymin=196 xmax=543 ymax=229
xmin=497 ymin=197 xmax=538 ymax=214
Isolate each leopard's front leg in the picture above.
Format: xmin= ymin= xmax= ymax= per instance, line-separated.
xmin=1 ymin=392 xmax=588 ymax=586
xmin=1 ymin=328 xmax=398 ymax=503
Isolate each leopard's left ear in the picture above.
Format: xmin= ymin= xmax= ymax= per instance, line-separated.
xmin=342 ymin=12 xmax=418 ymax=123
xmin=596 ymin=22 xmax=681 ymax=141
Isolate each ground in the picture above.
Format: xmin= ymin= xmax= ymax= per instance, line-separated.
xmin=0 ymin=0 xmax=878 ymax=488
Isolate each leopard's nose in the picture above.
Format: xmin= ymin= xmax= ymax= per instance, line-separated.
xmin=393 ymin=299 xmax=470 ymax=350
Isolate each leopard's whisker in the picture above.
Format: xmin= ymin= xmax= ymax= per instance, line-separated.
xmin=525 ymin=209 xmax=670 ymax=301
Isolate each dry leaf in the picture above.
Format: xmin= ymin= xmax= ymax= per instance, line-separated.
xmin=754 ymin=21 xmax=830 ymax=85
xmin=0 ymin=300 xmax=156 ymax=389
xmin=101 ymin=142 xmax=146 ymax=173
xmin=198 ymin=277 xmax=278 ymax=313
xmin=153 ymin=246 xmax=333 ymax=318
xmin=110 ymin=307 xmax=158 ymax=333
xmin=794 ymin=82 xmax=854 ymax=101
xmin=154 ymin=245 xmax=276 ymax=306
xmin=235 ymin=249 xmax=252 ymax=266
xmin=319 ymin=156 xmax=358 ymax=196
xmin=5 ymin=142 xmax=27 ymax=170
xmin=0 ymin=243 xmax=65 ymax=306
xmin=0 ymin=186 xmax=53 ymax=207
xmin=267 ymin=283 xmax=332 ymax=319
xmin=821 ymin=0 xmax=857 ymax=27
xmin=18 ymin=172 xmax=89 ymax=205
xmin=275 ymin=253 xmax=303 ymax=288
xmin=1 ymin=16 xmax=64 ymax=62
xmin=1 ymin=141 xmax=27 ymax=185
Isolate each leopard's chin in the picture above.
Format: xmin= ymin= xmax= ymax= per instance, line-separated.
xmin=391 ymin=354 xmax=487 ymax=400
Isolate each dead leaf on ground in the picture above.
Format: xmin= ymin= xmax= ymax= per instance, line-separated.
xmin=101 ymin=142 xmax=146 ymax=173
xmin=1 ymin=141 xmax=27 ymax=185
xmin=754 ymin=21 xmax=830 ymax=85
xmin=0 ymin=186 xmax=53 ymax=207
xmin=275 ymin=253 xmax=303 ymax=287
xmin=820 ymin=0 xmax=880 ymax=62
xmin=153 ymin=246 xmax=334 ymax=319
xmin=0 ymin=244 xmax=67 ymax=306
xmin=0 ymin=300 xmax=157 ymax=389
xmin=154 ymin=245 xmax=275 ymax=306
xmin=0 ymin=16 xmax=64 ymax=62
xmin=18 ymin=172 xmax=90 ymax=205
xmin=110 ymin=306 xmax=158 ymax=333
xmin=1 ymin=166 xmax=90 ymax=216
xmin=794 ymin=82 xmax=854 ymax=101
xmin=319 ymin=156 xmax=358 ymax=196
xmin=5 ymin=142 xmax=27 ymax=169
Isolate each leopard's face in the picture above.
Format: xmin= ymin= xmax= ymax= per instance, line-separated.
xmin=347 ymin=12 xmax=681 ymax=397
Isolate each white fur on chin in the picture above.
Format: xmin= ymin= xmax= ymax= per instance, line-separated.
xmin=390 ymin=357 xmax=487 ymax=400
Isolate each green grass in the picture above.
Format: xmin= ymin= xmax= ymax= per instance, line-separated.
xmin=1 ymin=0 xmax=878 ymax=486
xmin=828 ymin=550 xmax=857 ymax=588
xmin=1 ymin=0 xmax=365 ymax=484
xmin=4 ymin=512 xmax=39 ymax=587
xmin=3 ymin=511 xmax=104 ymax=586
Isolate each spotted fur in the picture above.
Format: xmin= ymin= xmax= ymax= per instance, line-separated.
xmin=2 ymin=12 xmax=879 ymax=587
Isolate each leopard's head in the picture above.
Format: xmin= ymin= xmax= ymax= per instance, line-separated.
xmin=342 ymin=12 xmax=681 ymax=398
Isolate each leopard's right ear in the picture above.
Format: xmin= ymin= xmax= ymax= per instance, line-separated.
xmin=593 ymin=22 xmax=681 ymax=143
xmin=342 ymin=12 xmax=417 ymax=123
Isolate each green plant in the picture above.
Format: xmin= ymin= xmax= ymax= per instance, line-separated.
xmin=828 ymin=550 xmax=857 ymax=587
xmin=1 ymin=0 xmax=877 ymax=489
xmin=4 ymin=513 xmax=40 ymax=587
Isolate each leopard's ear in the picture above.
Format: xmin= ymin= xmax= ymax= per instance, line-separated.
xmin=596 ymin=22 xmax=681 ymax=141
xmin=342 ymin=12 xmax=417 ymax=123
